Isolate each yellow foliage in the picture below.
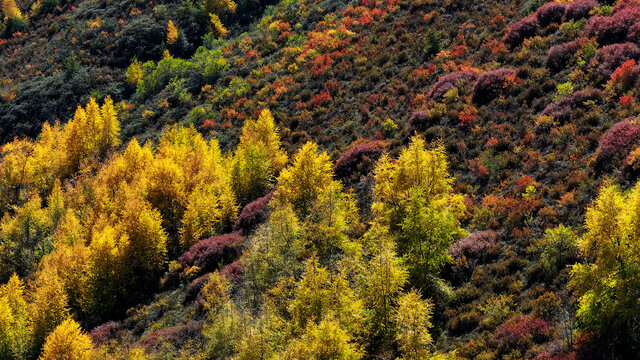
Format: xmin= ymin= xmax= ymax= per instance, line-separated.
xmin=275 ymin=142 xmax=334 ymax=217
xmin=202 ymin=0 xmax=236 ymax=16
xmin=209 ymin=13 xmax=228 ymax=38
xmin=394 ymin=290 xmax=433 ymax=360
xmin=282 ymin=317 xmax=364 ymax=360
xmin=126 ymin=60 xmax=143 ymax=85
xmin=0 ymin=274 xmax=28 ymax=359
xmin=167 ymin=20 xmax=178 ymax=45
xmin=30 ymin=266 xmax=70 ymax=353
xmin=2 ymin=0 xmax=22 ymax=19
xmin=40 ymin=318 xmax=92 ymax=360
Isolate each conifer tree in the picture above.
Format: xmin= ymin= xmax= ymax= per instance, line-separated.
xmin=167 ymin=20 xmax=178 ymax=45
xmin=39 ymin=318 xmax=92 ymax=360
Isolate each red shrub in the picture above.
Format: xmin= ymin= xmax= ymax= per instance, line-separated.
xmin=89 ymin=322 xmax=124 ymax=345
xmin=136 ymin=321 xmax=203 ymax=351
xmin=563 ymin=0 xmax=597 ymax=22
xmin=334 ymin=141 xmax=386 ymax=179
xmin=472 ymin=68 xmax=517 ymax=105
xmin=426 ymin=70 xmax=478 ymax=100
xmin=179 ymin=233 xmax=243 ymax=274
xmin=586 ymin=6 xmax=640 ymax=45
xmin=596 ymin=117 xmax=640 ymax=163
xmin=493 ymin=315 xmax=552 ymax=349
xmin=536 ymin=2 xmax=567 ymax=27
xmin=591 ymin=43 xmax=640 ymax=78
xmin=545 ymin=38 xmax=584 ymax=71
xmin=504 ymin=16 xmax=538 ymax=49
xmin=542 ymin=89 xmax=602 ymax=122
xmin=232 ymin=193 xmax=273 ymax=236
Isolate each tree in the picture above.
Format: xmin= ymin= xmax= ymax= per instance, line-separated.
xmin=394 ymin=290 xmax=434 ymax=360
xmin=202 ymin=0 xmax=236 ymax=18
xmin=167 ymin=20 xmax=178 ymax=45
xmin=209 ymin=13 xmax=228 ymax=38
xmin=39 ymin=318 xmax=92 ymax=360
xmin=282 ymin=318 xmax=364 ymax=360
xmin=570 ymin=180 xmax=640 ymax=350
xmin=373 ymin=136 xmax=465 ymax=288
xmin=30 ymin=267 xmax=69 ymax=355
xmin=1 ymin=0 xmax=22 ymax=20
xmin=275 ymin=142 xmax=334 ymax=217
xmin=231 ymin=109 xmax=287 ymax=204
xmin=0 ymin=274 xmax=28 ymax=359
xmin=358 ymin=223 xmax=408 ymax=336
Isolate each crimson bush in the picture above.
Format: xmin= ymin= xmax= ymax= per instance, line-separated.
xmin=334 ymin=141 xmax=386 ymax=179
xmin=504 ymin=16 xmax=538 ymax=49
xmin=472 ymin=68 xmax=517 ymax=105
xmin=596 ymin=117 xmax=640 ymax=163
xmin=232 ymin=193 xmax=273 ymax=236
xmin=545 ymin=39 xmax=584 ymax=71
xmin=178 ymin=233 xmax=243 ymax=274
xmin=493 ymin=315 xmax=552 ymax=349
xmin=563 ymin=0 xmax=597 ymax=22
xmin=591 ymin=43 xmax=640 ymax=78
xmin=536 ymin=2 xmax=566 ymax=27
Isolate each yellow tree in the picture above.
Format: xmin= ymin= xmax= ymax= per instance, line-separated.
xmin=394 ymin=290 xmax=433 ymax=360
xmin=282 ymin=318 xmax=364 ymax=360
xmin=275 ymin=142 xmax=334 ymax=217
xmin=231 ymin=109 xmax=287 ymax=204
xmin=0 ymin=274 xmax=29 ymax=359
xmin=39 ymin=318 xmax=92 ymax=360
xmin=167 ymin=20 xmax=178 ymax=45
xmin=30 ymin=266 xmax=69 ymax=355
xmin=1 ymin=0 xmax=22 ymax=20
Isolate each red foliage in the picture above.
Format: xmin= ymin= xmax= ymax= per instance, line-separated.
xmin=334 ymin=140 xmax=386 ymax=179
xmin=620 ymin=94 xmax=634 ymax=108
xmin=179 ymin=233 xmax=243 ymax=274
xmin=610 ymin=59 xmax=640 ymax=87
xmin=592 ymin=43 xmax=640 ymax=78
xmin=220 ymin=259 xmax=244 ymax=284
xmin=563 ymin=0 xmax=597 ymax=22
xmin=536 ymin=2 xmax=567 ymax=27
xmin=232 ymin=193 xmax=273 ymax=236
xmin=472 ymin=68 xmax=517 ymax=105
xmin=493 ymin=315 xmax=552 ymax=349
xmin=427 ymin=70 xmax=478 ymax=100
xmin=503 ymin=16 xmax=538 ymax=49
xmin=311 ymin=89 xmax=332 ymax=107
xmin=596 ymin=117 xmax=640 ymax=163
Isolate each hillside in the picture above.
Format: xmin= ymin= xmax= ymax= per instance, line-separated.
xmin=1 ymin=0 xmax=640 ymax=359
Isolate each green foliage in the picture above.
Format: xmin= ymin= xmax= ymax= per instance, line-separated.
xmin=394 ymin=290 xmax=434 ymax=360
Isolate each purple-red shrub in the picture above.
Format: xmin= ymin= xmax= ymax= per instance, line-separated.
xmin=232 ymin=193 xmax=273 ymax=236
xmin=472 ymin=68 xmax=517 ymax=105
xmin=334 ymin=141 xmax=386 ymax=179
xmin=449 ymin=231 xmax=499 ymax=261
xmin=220 ymin=259 xmax=243 ymax=284
xmin=591 ymin=43 xmax=640 ymax=78
xmin=536 ymin=2 xmax=567 ymax=27
xmin=136 ymin=321 xmax=203 ymax=351
xmin=596 ymin=117 xmax=640 ymax=163
xmin=493 ymin=315 xmax=552 ymax=349
xmin=542 ymin=89 xmax=602 ymax=122
xmin=89 ymin=321 xmax=124 ymax=345
xmin=586 ymin=4 xmax=640 ymax=45
xmin=408 ymin=110 xmax=431 ymax=133
xmin=545 ymin=39 xmax=584 ymax=71
xmin=504 ymin=16 xmax=538 ymax=49
xmin=563 ymin=0 xmax=597 ymax=21
xmin=426 ymin=70 xmax=478 ymax=101
xmin=179 ymin=233 xmax=243 ymax=275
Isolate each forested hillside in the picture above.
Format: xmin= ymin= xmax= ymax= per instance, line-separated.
xmin=1 ymin=0 xmax=640 ymax=359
